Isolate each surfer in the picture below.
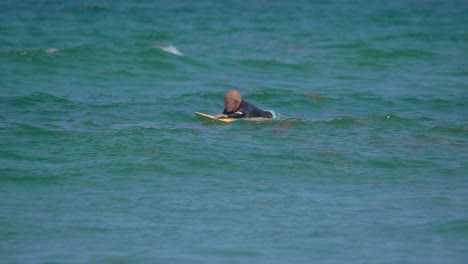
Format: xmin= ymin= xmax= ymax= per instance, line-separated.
xmin=214 ymin=89 xmax=273 ymax=119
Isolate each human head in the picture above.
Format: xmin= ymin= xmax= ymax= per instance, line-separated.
xmin=224 ymin=89 xmax=242 ymax=112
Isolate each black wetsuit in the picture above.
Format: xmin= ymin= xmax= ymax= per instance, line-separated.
xmin=223 ymin=100 xmax=273 ymax=118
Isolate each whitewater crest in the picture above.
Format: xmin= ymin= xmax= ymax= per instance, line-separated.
xmin=153 ymin=43 xmax=183 ymax=56
xmin=46 ymin=48 xmax=63 ymax=55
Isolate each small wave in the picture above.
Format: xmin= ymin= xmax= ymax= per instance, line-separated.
xmin=372 ymin=32 xmax=443 ymax=43
xmin=368 ymin=113 xmax=422 ymax=127
xmin=434 ymin=219 xmax=468 ymax=234
xmin=324 ymin=40 xmax=368 ymax=50
xmin=238 ymin=58 xmax=311 ymax=71
xmin=320 ymin=113 xmax=417 ymax=128
xmin=153 ymin=43 xmax=183 ymax=56
xmin=0 ymin=49 xmax=32 ymax=57
xmin=361 ymin=47 xmax=435 ymax=60
xmin=425 ymin=125 xmax=468 ymax=136
xmin=0 ymin=47 xmax=64 ymax=58
xmin=400 ymin=96 xmax=465 ymax=105
xmin=0 ymin=173 xmax=64 ymax=184
xmin=11 ymin=123 xmax=69 ymax=137
xmin=322 ymin=116 xmax=363 ymax=127
xmin=1 ymin=92 xmax=72 ymax=108
xmin=381 ymin=113 xmax=404 ymax=120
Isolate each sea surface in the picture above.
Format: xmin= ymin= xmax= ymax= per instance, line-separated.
xmin=1 ymin=0 xmax=467 ymax=263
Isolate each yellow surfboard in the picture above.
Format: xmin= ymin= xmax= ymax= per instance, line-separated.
xmin=195 ymin=112 xmax=276 ymax=123
xmin=195 ymin=112 xmax=236 ymax=123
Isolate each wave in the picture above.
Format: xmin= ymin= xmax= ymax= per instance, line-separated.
xmin=434 ymin=219 xmax=468 ymax=234
xmin=190 ymin=112 xmax=423 ymax=129
xmin=2 ymin=92 xmax=149 ymax=110
xmin=424 ymin=125 xmax=468 ymax=136
xmin=0 ymin=49 xmax=32 ymax=57
xmin=0 ymin=172 xmax=65 ymax=184
xmin=1 ymin=92 xmax=73 ymax=107
xmin=3 ymin=91 xmax=462 ymax=135
xmin=323 ymin=40 xmax=369 ymax=50
xmin=316 ymin=113 xmax=423 ymax=129
xmin=360 ymin=47 xmax=436 ymax=60
xmin=399 ymin=96 xmax=466 ymax=105
xmin=8 ymin=123 xmax=72 ymax=137
xmin=373 ymin=32 xmax=434 ymax=42
xmin=0 ymin=47 xmax=65 ymax=58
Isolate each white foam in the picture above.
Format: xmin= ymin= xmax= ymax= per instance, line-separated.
xmin=155 ymin=44 xmax=183 ymax=56
xmin=45 ymin=48 xmax=61 ymax=55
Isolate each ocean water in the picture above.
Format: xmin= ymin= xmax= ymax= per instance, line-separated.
xmin=1 ymin=0 xmax=467 ymax=263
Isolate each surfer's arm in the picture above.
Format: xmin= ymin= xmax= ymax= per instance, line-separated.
xmin=214 ymin=113 xmax=228 ymax=120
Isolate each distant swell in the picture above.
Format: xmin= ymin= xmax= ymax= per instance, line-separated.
xmin=238 ymin=58 xmax=314 ymax=71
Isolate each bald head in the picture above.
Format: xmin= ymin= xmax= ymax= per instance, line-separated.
xmin=224 ymin=89 xmax=241 ymax=101
xmin=224 ymin=89 xmax=242 ymax=112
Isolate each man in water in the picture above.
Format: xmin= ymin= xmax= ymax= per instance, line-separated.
xmin=214 ymin=89 xmax=273 ymax=119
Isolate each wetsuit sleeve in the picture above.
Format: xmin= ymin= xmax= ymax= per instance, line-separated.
xmin=226 ymin=110 xmax=246 ymax=118
xmin=249 ymin=105 xmax=272 ymax=118
xmin=262 ymin=110 xmax=273 ymax=118
xmin=222 ymin=108 xmax=243 ymax=118
xmin=243 ymin=101 xmax=273 ymax=118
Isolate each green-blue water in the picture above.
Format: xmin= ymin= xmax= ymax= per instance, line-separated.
xmin=1 ymin=1 xmax=467 ymax=263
